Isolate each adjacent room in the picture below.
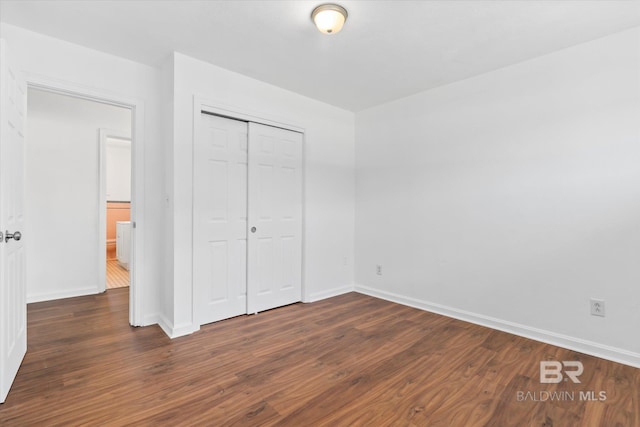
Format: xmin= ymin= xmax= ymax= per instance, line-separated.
xmin=0 ymin=1 xmax=638 ymax=425
xmin=25 ymin=88 xmax=132 ymax=299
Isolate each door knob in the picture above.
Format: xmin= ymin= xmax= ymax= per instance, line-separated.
xmin=5 ymin=230 xmax=21 ymax=243
xmin=250 ymin=227 xmax=256 ymax=233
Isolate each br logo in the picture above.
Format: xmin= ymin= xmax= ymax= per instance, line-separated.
xmin=540 ymin=361 xmax=584 ymax=384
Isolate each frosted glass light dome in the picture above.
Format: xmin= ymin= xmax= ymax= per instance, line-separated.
xmin=312 ymin=4 xmax=348 ymax=35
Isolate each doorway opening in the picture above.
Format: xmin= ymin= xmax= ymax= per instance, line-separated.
xmin=101 ymin=130 xmax=132 ymax=290
xmin=25 ymin=87 xmax=135 ymax=310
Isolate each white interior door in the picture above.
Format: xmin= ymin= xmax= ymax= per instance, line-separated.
xmin=194 ymin=113 xmax=249 ymax=324
xmin=0 ymin=39 xmax=27 ymax=403
xmin=247 ymin=122 xmax=303 ymax=314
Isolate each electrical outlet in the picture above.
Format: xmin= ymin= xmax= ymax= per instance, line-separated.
xmin=590 ymin=299 xmax=605 ymax=317
xmin=343 ymin=257 xmax=348 ymax=266
xmin=376 ymin=265 xmax=382 ymax=276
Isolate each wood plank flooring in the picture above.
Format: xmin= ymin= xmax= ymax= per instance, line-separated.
xmin=1 ymin=290 xmax=638 ymax=426
xmin=106 ymin=259 xmax=129 ymax=289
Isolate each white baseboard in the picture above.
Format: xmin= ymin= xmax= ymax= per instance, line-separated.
xmin=355 ymin=284 xmax=640 ymax=369
xmin=307 ymin=284 xmax=354 ymax=303
xmin=156 ymin=314 xmax=173 ymax=338
xmin=27 ymin=286 xmax=100 ymax=304
xmin=142 ymin=313 xmax=160 ymax=327
xmin=156 ymin=314 xmax=198 ymax=339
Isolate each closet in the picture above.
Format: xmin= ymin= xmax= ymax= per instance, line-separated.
xmin=193 ymin=112 xmax=303 ymax=325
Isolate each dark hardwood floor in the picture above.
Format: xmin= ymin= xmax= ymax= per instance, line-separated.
xmin=1 ymin=290 xmax=638 ymax=426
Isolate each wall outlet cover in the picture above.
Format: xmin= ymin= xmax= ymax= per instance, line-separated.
xmin=590 ymin=298 xmax=605 ymax=317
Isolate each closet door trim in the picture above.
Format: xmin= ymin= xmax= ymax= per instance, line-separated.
xmin=197 ymin=99 xmax=304 ymax=134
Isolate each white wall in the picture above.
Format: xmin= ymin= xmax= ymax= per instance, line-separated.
xmin=105 ymin=137 xmax=131 ymax=202
xmin=158 ymin=54 xmax=175 ymax=327
xmin=355 ymin=28 xmax=640 ymax=366
xmin=1 ymin=24 xmax=164 ymax=324
xmin=166 ymin=52 xmax=355 ymax=336
xmin=26 ymin=89 xmax=130 ymax=301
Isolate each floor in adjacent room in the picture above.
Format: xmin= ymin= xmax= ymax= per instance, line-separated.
xmin=1 ymin=290 xmax=638 ymax=426
xmin=106 ymin=259 xmax=129 ymax=289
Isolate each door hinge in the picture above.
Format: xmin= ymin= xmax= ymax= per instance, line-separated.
xmin=132 ymin=221 xmax=136 ymax=229
xmin=0 ymin=231 xmax=3 ymax=242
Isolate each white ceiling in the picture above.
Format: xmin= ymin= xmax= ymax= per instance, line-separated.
xmin=1 ymin=1 xmax=639 ymax=111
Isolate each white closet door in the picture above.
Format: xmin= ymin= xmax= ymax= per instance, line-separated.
xmin=247 ymin=123 xmax=303 ymax=314
xmin=194 ymin=114 xmax=248 ymax=325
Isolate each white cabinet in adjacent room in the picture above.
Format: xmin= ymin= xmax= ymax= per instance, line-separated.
xmin=116 ymin=221 xmax=131 ymax=270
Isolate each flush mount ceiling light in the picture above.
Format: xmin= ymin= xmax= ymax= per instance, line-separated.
xmin=311 ymin=3 xmax=348 ymax=35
